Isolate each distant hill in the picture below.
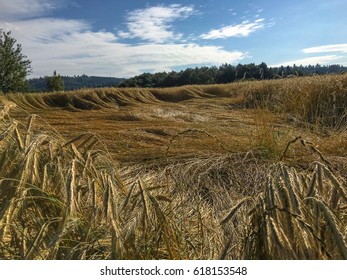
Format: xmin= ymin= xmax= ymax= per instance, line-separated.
xmin=29 ymin=75 xmax=125 ymax=91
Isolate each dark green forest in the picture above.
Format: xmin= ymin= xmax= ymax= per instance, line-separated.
xmin=119 ymin=63 xmax=347 ymax=88
xmin=27 ymin=63 xmax=347 ymax=91
xmin=29 ymin=74 xmax=125 ymax=91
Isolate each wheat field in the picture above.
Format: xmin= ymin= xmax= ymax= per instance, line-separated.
xmin=0 ymin=74 xmax=347 ymax=259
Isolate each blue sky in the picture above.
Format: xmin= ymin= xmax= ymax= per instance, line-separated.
xmin=1 ymin=0 xmax=346 ymax=77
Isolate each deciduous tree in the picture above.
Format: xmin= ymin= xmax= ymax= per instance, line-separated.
xmin=46 ymin=70 xmax=64 ymax=91
xmin=0 ymin=30 xmax=32 ymax=93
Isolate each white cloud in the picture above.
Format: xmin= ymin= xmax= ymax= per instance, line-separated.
xmin=0 ymin=0 xmax=58 ymax=20
xmin=0 ymin=2 xmax=246 ymax=78
xmin=271 ymin=44 xmax=347 ymax=67
xmin=119 ymin=4 xmax=194 ymax=43
xmin=2 ymin=18 xmax=90 ymax=43
xmin=303 ymin=44 xmax=347 ymax=54
xmin=270 ymin=55 xmax=344 ymax=67
xmin=1 ymin=18 xmax=244 ymax=78
xmin=200 ymin=18 xmax=265 ymax=39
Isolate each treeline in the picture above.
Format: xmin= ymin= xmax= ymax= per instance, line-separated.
xmin=27 ymin=63 xmax=347 ymax=91
xmin=119 ymin=63 xmax=347 ymax=88
xmin=29 ymin=74 xmax=125 ymax=91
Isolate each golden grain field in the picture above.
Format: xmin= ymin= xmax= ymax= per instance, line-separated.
xmin=0 ymin=74 xmax=347 ymax=259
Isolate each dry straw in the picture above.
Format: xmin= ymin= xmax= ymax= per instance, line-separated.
xmin=1 ymin=73 xmax=347 ymax=259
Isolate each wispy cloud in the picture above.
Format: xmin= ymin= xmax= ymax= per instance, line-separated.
xmin=2 ymin=18 xmax=90 ymax=43
xmin=271 ymin=55 xmax=344 ymax=67
xmin=1 ymin=18 xmax=244 ymax=77
xmin=271 ymin=44 xmax=347 ymax=67
xmin=119 ymin=4 xmax=194 ymax=43
xmin=303 ymin=44 xmax=347 ymax=54
xmin=0 ymin=0 xmax=58 ymax=20
xmin=1 ymin=1 xmax=246 ymax=77
xmin=200 ymin=18 xmax=265 ymax=39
